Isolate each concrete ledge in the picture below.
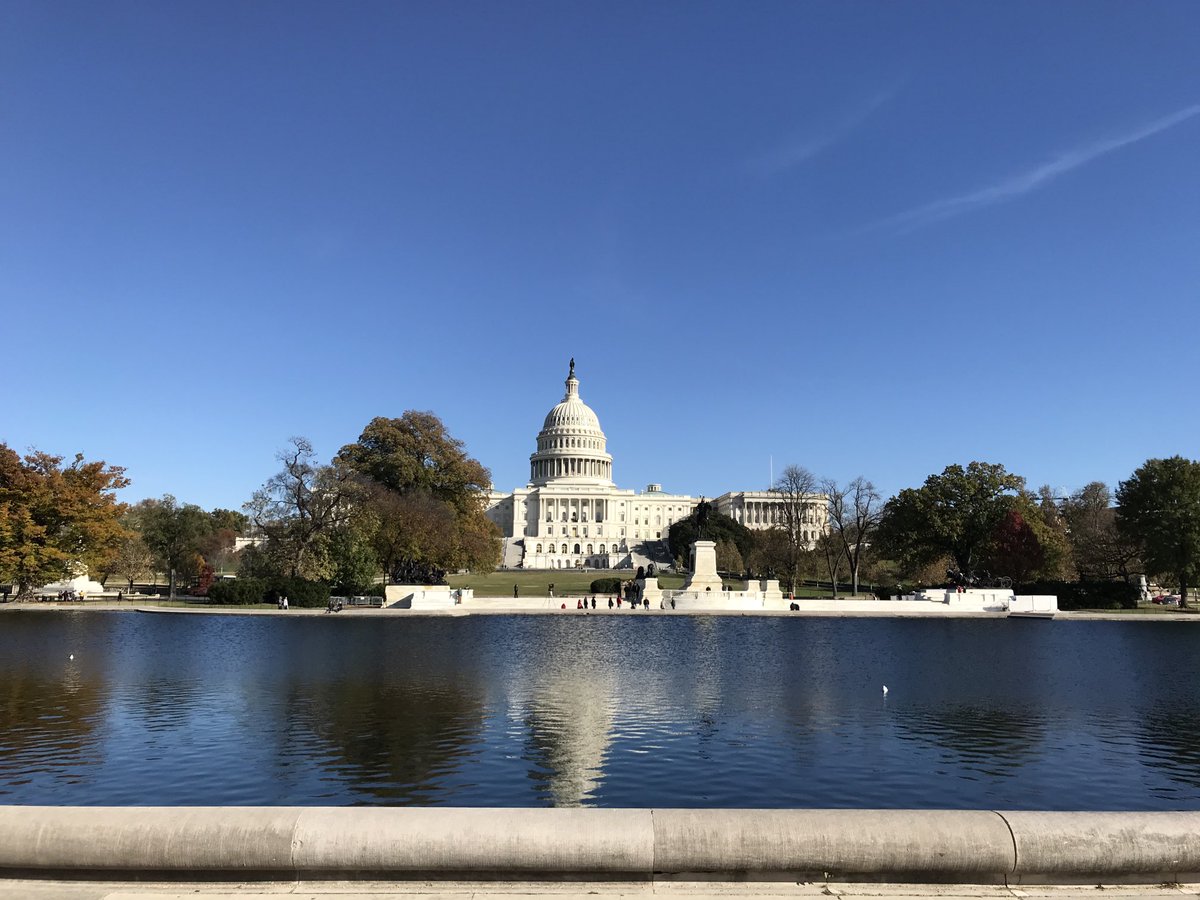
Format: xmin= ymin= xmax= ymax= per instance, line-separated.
xmin=652 ymin=809 xmax=1014 ymax=879
xmin=1002 ymin=811 xmax=1200 ymax=883
xmin=292 ymin=808 xmax=652 ymax=874
xmin=1 ymin=807 xmax=1199 ymax=884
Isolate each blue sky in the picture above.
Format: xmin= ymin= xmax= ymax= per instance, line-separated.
xmin=2 ymin=1 xmax=1198 ymax=511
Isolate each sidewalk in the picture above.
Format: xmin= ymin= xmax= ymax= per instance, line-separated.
xmin=3 ymin=880 xmax=1199 ymax=900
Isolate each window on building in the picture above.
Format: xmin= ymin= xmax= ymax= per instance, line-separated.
xmin=573 ymin=543 xmax=581 ymax=554
xmin=587 ymin=544 xmax=593 ymax=554
xmin=536 ymin=544 xmax=543 ymax=553
xmin=599 ymin=544 xmax=606 ymax=554
xmin=561 ymin=544 xmax=568 ymax=554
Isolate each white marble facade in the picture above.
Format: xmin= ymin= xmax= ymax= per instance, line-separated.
xmin=486 ymin=362 xmax=826 ymax=570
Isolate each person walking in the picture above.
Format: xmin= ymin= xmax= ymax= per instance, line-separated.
xmin=514 ymin=585 xmax=519 ymax=599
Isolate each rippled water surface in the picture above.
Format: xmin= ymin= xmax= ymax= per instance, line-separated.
xmin=1 ymin=611 xmax=1199 ymax=808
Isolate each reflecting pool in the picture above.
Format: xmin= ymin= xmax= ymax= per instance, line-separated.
xmin=1 ymin=611 xmax=1198 ymax=808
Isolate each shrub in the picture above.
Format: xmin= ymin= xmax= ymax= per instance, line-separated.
xmin=1016 ymin=580 xmax=1139 ymax=610
xmin=266 ymin=577 xmax=330 ymax=608
xmin=208 ymin=577 xmax=266 ymax=605
xmin=590 ymin=577 xmax=622 ymax=595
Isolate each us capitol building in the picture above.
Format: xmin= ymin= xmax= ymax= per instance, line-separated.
xmin=485 ymin=361 xmax=826 ymax=570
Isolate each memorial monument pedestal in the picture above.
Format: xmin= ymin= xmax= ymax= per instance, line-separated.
xmin=638 ymin=577 xmax=663 ymax=608
xmin=682 ymin=540 xmax=725 ymax=594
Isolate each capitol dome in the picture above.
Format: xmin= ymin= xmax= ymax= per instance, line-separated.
xmin=529 ymin=360 xmax=613 ymax=486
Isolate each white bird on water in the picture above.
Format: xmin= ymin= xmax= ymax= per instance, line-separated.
xmin=69 ymin=654 xmax=74 ymax=661
xmin=882 ymin=684 xmax=888 ymax=695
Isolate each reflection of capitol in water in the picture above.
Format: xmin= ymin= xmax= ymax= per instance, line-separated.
xmin=504 ymin=625 xmax=619 ymax=807
xmin=519 ymin=677 xmax=616 ymax=807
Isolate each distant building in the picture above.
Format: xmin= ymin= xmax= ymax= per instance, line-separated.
xmin=485 ymin=362 xmax=826 ymax=570
xmin=713 ymin=491 xmax=826 ymax=546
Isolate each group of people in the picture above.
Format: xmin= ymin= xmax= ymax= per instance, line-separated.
xmin=276 ymin=595 xmax=289 ymax=610
xmin=561 ymin=594 xmax=677 ymax=611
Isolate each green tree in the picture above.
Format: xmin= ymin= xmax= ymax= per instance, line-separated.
xmin=715 ymin=538 xmax=744 ymax=574
xmin=876 ymin=461 xmax=1024 ymax=579
xmin=1117 ymin=456 xmax=1200 ymax=607
xmin=667 ymin=507 xmax=754 ymax=572
xmin=335 ymin=414 xmax=500 ymax=583
xmin=135 ymin=495 xmax=211 ymax=598
xmin=327 ymin=522 xmax=380 ymax=595
xmin=0 ymin=444 xmax=130 ymax=597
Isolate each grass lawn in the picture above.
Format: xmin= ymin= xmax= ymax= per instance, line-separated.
xmin=447 ymin=569 xmax=840 ymax=598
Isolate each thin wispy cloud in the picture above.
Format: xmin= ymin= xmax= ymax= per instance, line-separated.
xmin=747 ymin=87 xmax=897 ymax=177
xmin=878 ymin=102 xmax=1200 ymax=232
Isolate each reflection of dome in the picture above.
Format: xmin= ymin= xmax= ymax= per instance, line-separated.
xmin=529 ymin=360 xmax=614 ymax=487
xmin=510 ymin=624 xmax=618 ymax=807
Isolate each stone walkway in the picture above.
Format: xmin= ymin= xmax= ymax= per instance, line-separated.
xmin=3 ymin=881 xmax=1199 ymax=900
xmin=2 ymin=601 xmax=1197 ymax=621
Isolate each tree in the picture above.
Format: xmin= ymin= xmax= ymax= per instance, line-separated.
xmin=1117 ymin=456 xmax=1200 ymax=607
xmin=979 ymin=488 xmax=1071 ymax=583
xmin=0 ymin=444 xmax=130 ymax=597
xmin=816 ymin=530 xmax=847 ymax=598
xmin=335 ymin=413 xmax=491 ymax=515
xmin=245 ymin=437 xmax=354 ymax=581
xmin=1030 ymin=485 xmax=1074 ymax=580
xmin=876 ymin=462 xmax=1024 ymax=579
xmin=825 ymin=476 xmax=882 ymax=596
xmin=667 ymin=507 xmax=754 ymax=572
xmin=1061 ymin=482 xmax=1141 ymax=582
xmin=106 ymin=532 xmax=154 ymax=593
xmin=327 ymin=522 xmax=380 ymax=595
xmin=984 ymin=509 xmax=1044 ymax=583
xmin=135 ymin=495 xmax=211 ymax=598
xmin=745 ymin=526 xmax=790 ymax=583
xmin=715 ymin=539 xmax=744 ymax=575
xmin=770 ymin=465 xmax=820 ymax=592
xmin=335 ymin=414 xmax=500 ymax=583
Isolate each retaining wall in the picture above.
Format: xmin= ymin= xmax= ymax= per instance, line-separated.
xmin=1 ymin=808 xmax=1199 ymax=884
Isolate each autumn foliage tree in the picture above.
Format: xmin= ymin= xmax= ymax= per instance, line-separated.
xmin=984 ymin=510 xmax=1045 ymax=583
xmin=0 ymin=444 xmax=130 ymax=598
xmin=335 ymin=413 xmax=501 ymax=584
